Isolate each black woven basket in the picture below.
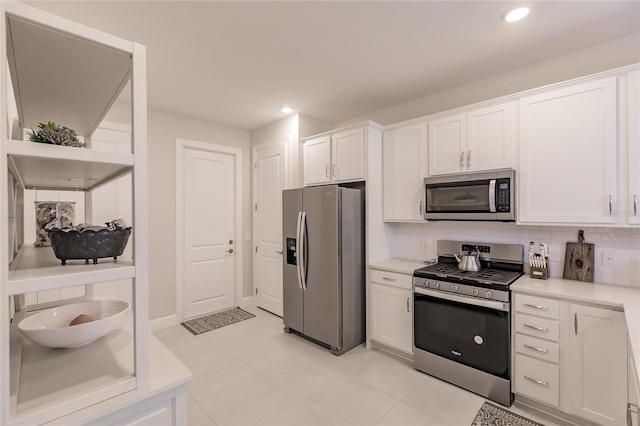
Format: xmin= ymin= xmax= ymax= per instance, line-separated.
xmin=48 ymin=227 xmax=132 ymax=265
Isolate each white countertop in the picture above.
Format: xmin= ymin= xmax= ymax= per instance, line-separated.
xmin=369 ymin=258 xmax=428 ymax=274
xmin=512 ymin=276 xmax=640 ymax=387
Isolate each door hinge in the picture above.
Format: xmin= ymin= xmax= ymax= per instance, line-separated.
xmin=255 ymin=246 xmax=257 ymax=253
xmin=255 ymin=288 xmax=258 ymax=295
xmin=255 ymin=203 xmax=258 ymax=211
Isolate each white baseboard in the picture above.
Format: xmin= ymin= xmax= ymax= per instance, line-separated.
xmin=240 ymin=296 xmax=254 ymax=307
xmin=149 ymin=314 xmax=178 ymax=331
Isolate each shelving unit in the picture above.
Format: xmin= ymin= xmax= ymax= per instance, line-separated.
xmin=0 ymin=3 xmax=183 ymax=425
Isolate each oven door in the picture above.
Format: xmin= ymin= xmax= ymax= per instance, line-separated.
xmin=413 ymin=287 xmax=510 ymax=379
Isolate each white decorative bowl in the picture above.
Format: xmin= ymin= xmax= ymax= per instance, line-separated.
xmin=17 ymin=300 xmax=130 ymax=348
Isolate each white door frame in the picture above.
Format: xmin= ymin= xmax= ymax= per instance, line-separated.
xmin=175 ymin=138 xmax=243 ymax=322
xmin=252 ymin=136 xmax=289 ymax=308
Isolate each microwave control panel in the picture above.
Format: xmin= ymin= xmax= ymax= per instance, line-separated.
xmin=496 ymin=179 xmax=511 ymax=212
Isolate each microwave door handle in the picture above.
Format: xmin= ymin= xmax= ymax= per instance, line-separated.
xmin=489 ymin=179 xmax=497 ymax=213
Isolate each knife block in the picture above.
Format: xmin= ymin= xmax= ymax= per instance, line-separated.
xmin=530 ymin=265 xmax=549 ymax=280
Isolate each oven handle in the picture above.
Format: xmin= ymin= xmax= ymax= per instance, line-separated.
xmin=414 ymin=286 xmax=509 ymax=312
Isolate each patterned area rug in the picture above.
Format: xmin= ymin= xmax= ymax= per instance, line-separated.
xmin=472 ymin=402 xmax=544 ymax=426
xmin=181 ymin=307 xmax=255 ymax=335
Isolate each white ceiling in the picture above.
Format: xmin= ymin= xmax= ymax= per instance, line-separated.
xmin=24 ymin=1 xmax=640 ymax=131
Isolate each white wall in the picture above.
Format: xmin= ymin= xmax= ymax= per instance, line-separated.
xmin=337 ymin=33 xmax=640 ymax=127
xmin=105 ymin=101 xmax=251 ymax=321
xmin=389 ymin=222 xmax=640 ymax=289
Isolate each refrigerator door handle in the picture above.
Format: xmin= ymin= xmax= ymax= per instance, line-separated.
xmin=300 ymin=211 xmax=308 ymax=290
xmin=295 ymin=211 xmax=303 ymax=289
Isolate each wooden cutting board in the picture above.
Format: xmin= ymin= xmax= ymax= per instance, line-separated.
xmin=563 ymin=230 xmax=594 ymax=282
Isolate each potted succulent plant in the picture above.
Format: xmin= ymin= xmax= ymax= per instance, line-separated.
xmin=27 ymin=121 xmax=86 ymax=148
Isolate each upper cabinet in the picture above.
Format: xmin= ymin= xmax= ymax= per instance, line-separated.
xmin=428 ymin=102 xmax=515 ymax=176
xmin=303 ymin=123 xmax=380 ymax=186
xmin=382 ymin=123 xmax=426 ymax=221
xmin=518 ymin=77 xmax=618 ymax=225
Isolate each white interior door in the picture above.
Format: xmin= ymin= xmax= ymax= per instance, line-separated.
xmin=254 ymin=141 xmax=286 ymax=316
xmin=179 ymin=142 xmax=237 ymax=319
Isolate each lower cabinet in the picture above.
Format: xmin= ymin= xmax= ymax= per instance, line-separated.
xmin=369 ymin=268 xmax=413 ymax=355
xmin=513 ymin=293 xmax=629 ymax=426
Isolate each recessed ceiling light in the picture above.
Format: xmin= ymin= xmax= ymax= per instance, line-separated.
xmin=503 ymin=6 xmax=530 ymax=22
xmin=280 ymin=106 xmax=294 ymax=113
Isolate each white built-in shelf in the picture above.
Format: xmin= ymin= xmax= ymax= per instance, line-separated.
xmin=9 ymin=310 xmax=135 ymax=425
xmin=6 ymin=139 xmax=134 ymax=191
xmin=8 ymin=245 xmax=134 ymax=296
xmin=6 ymin=3 xmax=133 ymax=137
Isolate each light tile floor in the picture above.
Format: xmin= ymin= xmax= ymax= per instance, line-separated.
xmin=154 ymin=305 xmax=565 ymax=426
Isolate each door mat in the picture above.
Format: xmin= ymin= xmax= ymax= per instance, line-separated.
xmin=181 ymin=307 xmax=255 ymax=335
xmin=471 ymin=402 xmax=544 ymax=426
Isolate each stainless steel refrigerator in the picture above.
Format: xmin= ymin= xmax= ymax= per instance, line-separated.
xmin=282 ymin=185 xmax=365 ymax=355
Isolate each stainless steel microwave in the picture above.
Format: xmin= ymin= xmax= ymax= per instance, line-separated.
xmin=424 ymin=169 xmax=516 ymax=221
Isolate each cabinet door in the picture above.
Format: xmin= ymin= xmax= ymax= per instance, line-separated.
xmin=331 ymin=127 xmax=364 ymax=182
xmin=428 ymin=113 xmax=466 ymax=176
xmin=569 ymin=304 xmax=627 ymax=426
xmin=628 ymin=70 xmax=639 ymax=225
xmin=466 ymin=102 xmax=515 ymax=172
xmin=303 ymin=136 xmax=331 ymax=186
xmin=519 ymin=77 xmax=618 ymax=224
xmin=382 ymin=123 xmax=426 ymax=221
xmin=370 ymin=283 xmax=412 ymax=354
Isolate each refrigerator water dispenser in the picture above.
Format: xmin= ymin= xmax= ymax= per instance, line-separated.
xmin=286 ymin=238 xmax=297 ymax=265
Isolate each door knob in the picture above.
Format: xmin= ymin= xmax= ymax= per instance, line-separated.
xmin=229 ymin=240 xmax=234 ymax=244
xmin=226 ymin=249 xmax=234 ymax=254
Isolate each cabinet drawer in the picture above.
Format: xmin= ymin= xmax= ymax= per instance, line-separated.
xmin=370 ymin=269 xmax=412 ymax=290
xmin=515 ymin=333 xmax=560 ymax=364
xmin=514 ymin=294 xmax=559 ymax=319
xmin=515 ymin=313 xmax=559 ymax=342
xmin=514 ymin=354 xmax=559 ymax=407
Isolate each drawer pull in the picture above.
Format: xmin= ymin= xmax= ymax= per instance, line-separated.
xmin=524 ymin=376 xmax=549 ymax=387
xmin=524 ymin=303 xmax=548 ymax=310
xmin=524 ymin=344 xmax=549 ymax=354
xmin=524 ymin=323 xmax=548 ymax=332
xmin=382 ymin=277 xmax=397 ymax=282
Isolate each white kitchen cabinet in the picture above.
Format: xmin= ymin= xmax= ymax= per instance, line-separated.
xmin=428 ymin=102 xmax=515 ymax=176
xmin=369 ymin=268 xmax=413 ymax=356
xmin=629 ymin=340 xmax=640 ymax=426
xmin=513 ymin=294 xmax=561 ymax=408
xmin=382 ymin=123 xmax=426 ymax=221
xmin=519 ymin=77 xmax=618 ymax=225
xmin=303 ymin=123 xmax=380 ymax=186
xmin=0 ymin=3 xmax=188 ymax=425
xmin=569 ymin=304 xmax=628 ymax=426
xmin=627 ymin=70 xmax=639 ymax=225
xmin=303 ymin=136 xmax=331 ymax=185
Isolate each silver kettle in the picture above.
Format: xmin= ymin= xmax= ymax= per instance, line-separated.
xmin=453 ymin=249 xmax=482 ymax=272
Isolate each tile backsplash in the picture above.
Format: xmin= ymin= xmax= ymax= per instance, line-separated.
xmin=388 ymin=222 xmax=640 ymax=289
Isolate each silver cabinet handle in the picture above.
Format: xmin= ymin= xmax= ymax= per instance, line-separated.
xmin=609 ymin=195 xmax=613 ymax=215
xmin=634 ymin=195 xmax=638 ymax=216
xmin=325 ymin=165 xmax=329 ymax=178
xmin=332 ymin=164 xmax=336 ymax=177
xmin=382 ymin=277 xmax=396 ymax=282
xmin=524 ymin=303 xmax=548 ymax=310
xmin=467 ymin=150 xmax=471 ymax=168
xmin=574 ymin=313 xmax=578 ymax=335
xmin=524 ymin=344 xmax=549 ymax=354
xmin=406 ymin=297 xmax=410 ymax=313
xmin=419 ymin=201 xmax=423 ymax=216
xmin=524 ymin=376 xmax=549 ymax=387
xmin=459 ymin=151 xmax=464 ymax=170
xmin=524 ymin=323 xmax=548 ymax=332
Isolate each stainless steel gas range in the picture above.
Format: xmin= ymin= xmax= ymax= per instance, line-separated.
xmin=412 ymin=240 xmax=524 ymax=406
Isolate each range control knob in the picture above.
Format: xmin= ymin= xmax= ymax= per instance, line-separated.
xmin=485 ymin=290 xmax=493 ymax=299
xmin=434 ymin=281 xmax=440 ymax=289
xmin=452 ymin=284 xmax=459 ymax=292
xmin=472 ymin=288 xmax=479 ymax=296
